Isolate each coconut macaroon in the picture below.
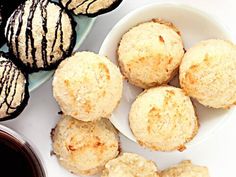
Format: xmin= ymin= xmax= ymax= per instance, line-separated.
xmin=129 ymin=86 xmax=198 ymax=151
xmin=52 ymin=115 xmax=120 ymax=176
xmin=0 ymin=53 xmax=29 ymax=120
xmin=160 ymin=160 xmax=210 ymax=177
xmin=118 ymin=19 xmax=184 ymax=89
xmin=180 ymin=39 xmax=236 ymax=109
xmin=60 ymin=0 xmax=123 ymax=17
xmin=102 ymin=153 xmax=159 ymax=177
xmin=5 ymin=0 xmax=75 ymax=72
xmin=53 ymin=51 xmax=123 ymax=122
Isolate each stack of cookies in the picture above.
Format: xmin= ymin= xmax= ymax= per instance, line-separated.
xmin=52 ymin=51 xmax=123 ymax=176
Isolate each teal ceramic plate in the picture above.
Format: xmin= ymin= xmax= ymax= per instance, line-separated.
xmin=0 ymin=11 xmax=95 ymax=92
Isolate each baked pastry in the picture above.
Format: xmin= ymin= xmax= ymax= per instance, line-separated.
xmin=180 ymin=39 xmax=236 ymax=109
xmin=0 ymin=0 xmax=26 ymax=47
xmin=52 ymin=115 xmax=120 ymax=176
xmin=5 ymin=0 xmax=75 ymax=72
xmin=0 ymin=52 xmax=29 ymax=120
xmin=118 ymin=19 xmax=184 ymax=89
xmin=60 ymin=0 xmax=123 ymax=17
xmin=129 ymin=86 xmax=198 ymax=151
xmin=102 ymin=153 xmax=159 ymax=177
xmin=53 ymin=51 xmax=123 ymax=122
xmin=160 ymin=160 xmax=210 ymax=177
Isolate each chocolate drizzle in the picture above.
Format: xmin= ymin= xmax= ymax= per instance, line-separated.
xmin=40 ymin=0 xmax=48 ymax=67
xmin=50 ymin=9 xmax=66 ymax=61
xmin=25 ymin=0 xmax=38 ymax=68
xmin=86 ymin=0 xmax=97 ymax=13
xmin=6 ymin=6 xmax=21 ymax=51
xmin=8 ymin=71 xmax=21 ymax=110
xmin=65 ymin=0 xmax=73 ymax=9
xmin=0 ymin=53 xmax=29 ymax=121
xmin=58 ymin=10 xmax=67 ymax=59
xmin=5 ymin=0 xmax=76 ymax=72
xmin=71 ymin=0 xmax=91 ymax=11
xmin=0 ymin=60 xmax=21 ymax=111
xmin=15 ymin=4 xmax=25 ymax=59
xmin=62 ymin=0 xmax=123 ymax=17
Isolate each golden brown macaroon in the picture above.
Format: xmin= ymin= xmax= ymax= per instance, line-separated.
xmin=52 ymin=115 xmax=120 ymax=176
xmin=160 ymin=160 xmax=210 ymax=177
xmin=102 ymin=153 xmax=159 ymax=177
xmin=118 ymin=19 xmax=184 ymax=89
xmin=53 ymin=51 xmax=123 ymax=122
xmin=129 ymin=86 xmax=198 ymax=151
xmin=180 ymin=39 xmax=236 ymax=109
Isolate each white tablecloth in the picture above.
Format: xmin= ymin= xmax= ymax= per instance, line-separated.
xmin=3 ymin=0 xmax=236 ymax=176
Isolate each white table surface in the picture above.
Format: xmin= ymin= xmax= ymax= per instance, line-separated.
xmin=2 ymin=0 xmax=236 ymax=176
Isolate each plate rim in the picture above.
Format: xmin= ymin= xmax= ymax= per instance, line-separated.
xmin=29 ymin=17 xmax=96 ymax=92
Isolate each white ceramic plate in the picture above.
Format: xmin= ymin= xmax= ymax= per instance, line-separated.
xmin=99 ymin=3 xmax=235 ymax=148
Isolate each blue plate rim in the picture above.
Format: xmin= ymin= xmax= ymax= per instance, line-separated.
xmin=29 ymin=17 xmax=96 ymax=92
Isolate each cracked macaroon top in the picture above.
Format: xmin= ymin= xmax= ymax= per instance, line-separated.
xmin=160 ymin=160 xmax=210 ymax=177
xmin=52 ymin=115 xmax=120 ymax=176
xmin=53 ymin=51 xmax=123 ymax=121
xmin=180 ymin=39 xmax=236 ymax=109
xmin=118 ymin=19 xmax=184 ymax=89
xmin=129 ymin=86 xmax=198 ymax=151
xmin=102 ymin=153 xmax=159 ymax=177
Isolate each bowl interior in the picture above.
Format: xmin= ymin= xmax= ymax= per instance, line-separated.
xmin=0 ymin=125 xmax=46 ymax=176
xmin=0 ymin=6 xmax=95 ymax=92
xmin=99 ymin=3 xmax=235 ymax=148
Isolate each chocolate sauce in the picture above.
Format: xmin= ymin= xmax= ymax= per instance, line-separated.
xmin=0 ymin=130 xmax=45 ymax=177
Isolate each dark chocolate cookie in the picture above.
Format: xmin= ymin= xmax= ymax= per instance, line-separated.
xmin=5 ymin=0 xmax=76 ymax=72
xmin=0 ymin=52 xmax=29 ymax=121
